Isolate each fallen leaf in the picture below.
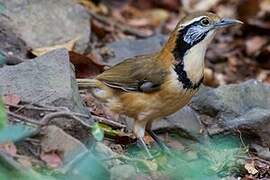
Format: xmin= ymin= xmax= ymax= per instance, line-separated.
xmin=78 ymin=0 xmax=109 ymax=14
xmin=0 ymin=142 xmax=17 ymax=156
xmin=31 ymin=37 xmax=80 ymax=56
xmin=245 ymin=161 xmax=258 ymax=175
xmin=69 ymin=51 xmax=105 ymax=78
xmin=181 ymin=0 xmax=221 ymax=12
xmin=237 ymin=0 xmax=260 ymax=23
xmin=131 ymin=0 xmax=180 ymax=11
xmin=3 ymin=94 xmax=21 ymax=106
xmin=260 ymin=0 xmax=270 ymax=13
xmin=245 ymin=36 xmax=268 ymax=55
xmin=17 ymin=156 xmax=32 ymax=168
xmin=40 ymin=151 xmax=62 ymax=168
xmin=144 ymin=134 xmax=155 ymax=145
xmin=127 ymin=9 xmax=169 ymax=27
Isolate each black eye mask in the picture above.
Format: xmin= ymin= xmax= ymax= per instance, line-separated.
xmin=172 ymin=19 xmax=209 ymax=62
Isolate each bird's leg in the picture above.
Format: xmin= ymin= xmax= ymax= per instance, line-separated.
xmin=146 ymin=122 xmax=172 ymax=156
xmin=137 ymin=137 xmax=153 ymax=159
xmin=133 ymin=120 xmax=153 ymax=159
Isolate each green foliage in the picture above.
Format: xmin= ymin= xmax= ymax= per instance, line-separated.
xmin=91 ymin=122 xmax=104 ymax=142
xmin=0 ymin=124 xmax=37 ymax=143
xmin=0 ymin=98 xmax=7 ymax=129
xmin=128 ymin=135 xmax=245 ymax=180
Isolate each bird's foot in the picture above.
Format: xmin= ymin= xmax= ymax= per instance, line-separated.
xmin=147 ymin=130 xmax=173 ymax=157
xmin=137 ymin=137 xmax=155 ymax=160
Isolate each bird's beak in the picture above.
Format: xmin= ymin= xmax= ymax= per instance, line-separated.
xmin=214 ymin=18 xmax=243 ymax=29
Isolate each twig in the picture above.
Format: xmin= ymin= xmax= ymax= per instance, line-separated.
xmin=237 ymin=155 xmax=270 ymax=166
xmin=88 ymin=9 xmax=150 ymax=38
xmin=92 ymin=115 xmax=126 ymax=128
xmin=40 ymin=111 xmax=91 ymax=128
xmin=5 ymin=103 xmax=57 ymax=112
xmin=7 ymin=111 xmax=43 ymax=125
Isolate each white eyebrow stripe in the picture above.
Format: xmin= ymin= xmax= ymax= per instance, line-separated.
xmin=178 ymin=16 xmax=206 ymax=29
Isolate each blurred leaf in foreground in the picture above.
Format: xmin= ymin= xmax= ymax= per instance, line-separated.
xmin=128 ymin=135 xmax=246 ymax=179
xmin=0 ymin=124 xmax=36 ymax=144
xmin=91 ymin=122 xmax=104 ymax=141
xmin=0 ymin=98 xmax=7 ymax=129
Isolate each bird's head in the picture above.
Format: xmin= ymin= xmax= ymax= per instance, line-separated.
xmin=163 ymin=12 xmax=242 ymax=61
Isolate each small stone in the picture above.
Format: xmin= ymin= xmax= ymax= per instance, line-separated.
xmin=152 ymin=106 xmax=203 ymax=139
xmin=0 ymin=49 xmax=87 ymax=114
xmin=191 ymin=80 xmax=270 ymax=147
xmin=41 ymin=125 xmax=88 ymax=165
xmin=0 ymin=0 xmax=91 ymax=53
xmin=101 ymin=35 xmax=166 ymax=66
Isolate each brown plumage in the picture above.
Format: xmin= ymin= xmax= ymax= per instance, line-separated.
xmin=78 ymin=12 xmax=242 ymax=157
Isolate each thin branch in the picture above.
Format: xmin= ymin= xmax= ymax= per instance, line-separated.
xmin=92 ymin=115 xmax=126 ymax=128
xmin=40 ymin=111 xmax=91 ymax=128
xmin=7 ymin=111 xmax=43 ymax=125
xmin=5 ymin=103 xmax=57 ymax=112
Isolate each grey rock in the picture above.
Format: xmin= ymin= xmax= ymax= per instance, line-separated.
xmin=101 ymin=35 xmax=166 ymax=66
xmin=191 ymin=80 xmax=270 ymax=146
xmin=251 ymin=143 xmax=270 ymax=161
xmin=0 ymin=21 xmax=28 ymax=66
xmin=110 ymin=165 xmax=136 ymax=180
xmin=0 ymin=48 xmax=86 ymax=114
xmin=152 ymin=106 xmax=203 ymax=139
xmin=41 ymin=125 xmax=88 ymax=165
xmin=0 ymin=0 xmax=91 ymax=53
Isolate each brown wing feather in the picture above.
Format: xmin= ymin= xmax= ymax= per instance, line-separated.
xmin=96 ymin=54 xmax=168 ymax=92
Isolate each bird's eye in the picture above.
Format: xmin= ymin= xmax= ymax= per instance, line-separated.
xmin=201 ymin=18 xmax=210 ymax=26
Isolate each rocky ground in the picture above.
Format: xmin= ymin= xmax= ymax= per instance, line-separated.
xmin=1 ymin=0 xmax=270 ymax=180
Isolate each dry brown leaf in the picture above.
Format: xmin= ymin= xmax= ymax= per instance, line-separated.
xmin=3 ymin=94 xmax=21 ymax=106
xmin=31 ymin=37 xmax=80 ymax=56
xmin=144 ymin=134 xmax=155 ymax=145
xmin=69 ymin=51 xmax=105 ymax=78
xmin=17 ymin=156 xmax=32 ymax=168
xmin=0 ymin=142 xmax=17 ymax=157
xmin=127 ymin=9 xmax=169 ymax=27
xmin=245 ymin=36 xmax=268 ymax=55
xmin=245 ymin=161 xmax=258 ymax=175
xmin=237 ymin=0 xmax=260 ymax=23
xmin=131 ymin=0 xmax=180 ymax=11
xmin=181 ymin=0 xmax=221 ymax=12
xmin=77 ymin=0 xmax=109 ymax=14
xmin=260 ymin=0 xmax=270 ymax=13
xmin=40 ymin=151 xmax=62 ymax=168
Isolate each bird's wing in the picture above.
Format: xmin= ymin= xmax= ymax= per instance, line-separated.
xmin=96 ymin=54 xmax=167 ymax=93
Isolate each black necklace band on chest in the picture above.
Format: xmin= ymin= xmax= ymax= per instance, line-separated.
xmin=174 ymin=63 xmax=203 ymax=89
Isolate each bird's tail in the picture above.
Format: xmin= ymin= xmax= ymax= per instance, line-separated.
xmin=77 ymin=78 xmax=114 ymax=102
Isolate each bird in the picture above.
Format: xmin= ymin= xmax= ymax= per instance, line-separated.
xmin=78 ymin=12 xmax=242 ymax=158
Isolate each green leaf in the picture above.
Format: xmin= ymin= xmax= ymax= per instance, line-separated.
xmin=91 ymin=123 xmax=104 ymax=142
xmin=0 ymin=124 xmax=37 ymax=143
xmin=0 ymin=98 xmax=7 ymax=129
